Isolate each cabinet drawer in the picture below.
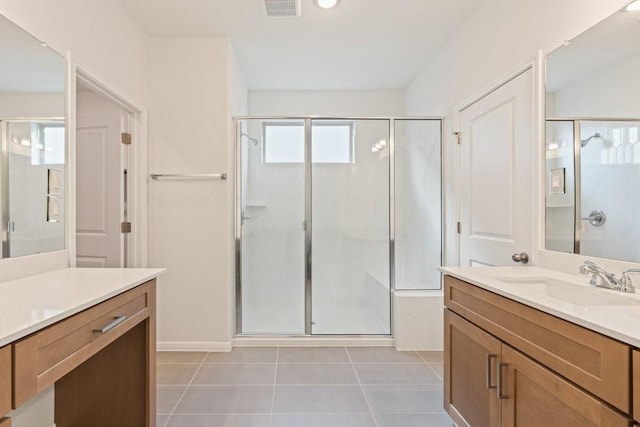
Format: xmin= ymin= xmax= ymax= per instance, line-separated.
xmin=0 ymin=418 xmax=11 ymax=427
xmin=445 ymin=276 xmax=631 ymax=413
xmin=13 ymin=281 xmax=154 ymax=408
xmin=0 ymin=346 xmax=10 ymax=417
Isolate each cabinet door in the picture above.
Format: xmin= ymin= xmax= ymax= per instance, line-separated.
xmin=501 ymin=344 xmax=631 ymax=427
xmin=0 ymin=346 xmax=10 ymax=417
xmin=445 ymin=310 xmax=501 ymax=427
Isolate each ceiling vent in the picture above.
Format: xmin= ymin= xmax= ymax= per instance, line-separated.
xmin=263 ymin=0 xmax=301 ymax=17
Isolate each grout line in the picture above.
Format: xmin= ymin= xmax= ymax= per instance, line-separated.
xmin=163 ymin=352 xmax=208 ymax=424
xmin=346 ymin=347 xmax=379 ymax=427
xmin=269 ymin=347 xmax=280 ymax=427
xmin=417 ymin=352 xmax=445 ymax=382
xmin=427 ymin=364 xmax=444 ymax=383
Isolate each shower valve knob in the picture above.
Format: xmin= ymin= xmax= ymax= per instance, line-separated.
xmin=582 ymin=210 xmax=606 ymax=227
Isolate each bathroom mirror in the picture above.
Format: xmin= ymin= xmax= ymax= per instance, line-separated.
xmin=544 ymin=1 xmax=640 ymax=263
xmin=0 ymin=15 xmax=66 ymax=258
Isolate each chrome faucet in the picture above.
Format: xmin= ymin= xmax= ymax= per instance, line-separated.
xmin=578 ymin=260 xmax=639 ymax=293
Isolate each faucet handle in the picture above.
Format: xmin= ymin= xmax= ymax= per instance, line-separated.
xmin=579 ymin=260 xmax=597 ymax=275
xmin=620 ymin=269 xmax=640 ymax=293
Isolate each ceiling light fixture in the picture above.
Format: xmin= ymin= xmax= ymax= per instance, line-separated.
xmin=315 ymin=0 xmax=340 ymax=9
xmin=626 ymin=0 xmax=640 ymax=11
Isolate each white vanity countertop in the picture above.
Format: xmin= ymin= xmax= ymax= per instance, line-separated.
xmin=441 ymin=266 xmax=640 ymax=348
xmin=0 ymin=268 xmax=165 ymax=347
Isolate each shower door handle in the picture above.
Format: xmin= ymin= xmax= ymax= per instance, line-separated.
xmin=241 ymin=210 xmax=251 ymax=225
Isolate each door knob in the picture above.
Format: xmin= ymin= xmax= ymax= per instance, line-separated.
xmin=512 ymin=252 xmax=529 ymax=264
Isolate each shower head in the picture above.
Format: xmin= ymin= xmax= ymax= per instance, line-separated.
xmin=580 ymin=133 xmax=601 ymax=147
xmin=580 ymin=132 xmax=612 ymax=148
xmin=241 ymin=133 xmax=260 ymax=146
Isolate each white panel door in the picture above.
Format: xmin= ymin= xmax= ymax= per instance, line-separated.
xmin=76 ymin=103 xmax=125 ymax=268
xmin=459 ymin=68 xmax=534 ymax=266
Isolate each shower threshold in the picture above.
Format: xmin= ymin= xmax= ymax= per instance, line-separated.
xmin=233 ymin=335 xmax=395 ymax=348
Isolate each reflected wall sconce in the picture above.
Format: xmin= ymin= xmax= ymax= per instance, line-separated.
xmin=371 ymin=138 xmax=387 ymax=153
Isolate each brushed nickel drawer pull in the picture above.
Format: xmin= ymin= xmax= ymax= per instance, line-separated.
xmin=93 ymin=315 xmax=126 ymax=334
xmin=486 ymin=354 xmax=498 ymax=389
xmin=497 ymin=362 xmax=508 ymax=399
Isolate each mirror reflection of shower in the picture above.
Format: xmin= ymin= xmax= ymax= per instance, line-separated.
xmin=241 ymin=133 xmax=260 ymax=146
xmin=545 ymin=119 xmax=640 ymax=262
xmin=580 ymin=132 xmax=613 ymax=148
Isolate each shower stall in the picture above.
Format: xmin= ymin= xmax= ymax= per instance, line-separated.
xmin=235 ymin=117 xmax=442 ymax=336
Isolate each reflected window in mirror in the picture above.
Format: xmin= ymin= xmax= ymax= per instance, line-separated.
xmin=0 ymin=15 xmax=66 ymax=259
xmin=545 ymin=0 xmax=640 ymax=263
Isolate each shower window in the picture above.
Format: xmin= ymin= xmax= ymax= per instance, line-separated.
xmin=263 ymin=121 xmax=354 ymax=164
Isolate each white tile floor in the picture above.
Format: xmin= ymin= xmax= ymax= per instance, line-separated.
xmin=157 ymin=347 xmax=453 ymax=427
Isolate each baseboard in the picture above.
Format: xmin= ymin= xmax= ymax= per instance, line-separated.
xmin=394 ymin=346 xmax=444 ymax=352
xmin=157 ymin=341 xmax=232 ymax=352
xmin=233 ymin=336 xmax=395 ymax=347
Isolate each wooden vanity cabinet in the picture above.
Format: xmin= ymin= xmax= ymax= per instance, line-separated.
xmin=444 ymin=275 xmax=633 ymax=427
xmin=444 ymin=310 xmax=501 ymax=427
xmin=11 ymin=279 xmax=156 ymax=427
xmin=0 ymin=418 xmax=11 ymax=426
xmin=0 ymin=345 xmax=10 ymax=420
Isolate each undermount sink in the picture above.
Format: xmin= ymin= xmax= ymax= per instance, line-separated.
xmin=492 ymin=276 xmax=640 ymax=306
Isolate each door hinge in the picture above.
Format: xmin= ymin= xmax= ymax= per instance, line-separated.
xmin=453 ymin=132 xmax=461 ymax=145
xmin=457 ymin=222 xmax=461 ymax=234
xmin=121 ymin=222 xmax=132 ymax=233
xmin=121 ymin=132 xmax=132 ymax=145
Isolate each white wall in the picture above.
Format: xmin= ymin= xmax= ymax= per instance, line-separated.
xmin=551 ymin=53 xmax=640 ymax=119
xmin=405 ymin=0 xmax=631 ymax=270
xmin=0 ymin=0 xmax=148 ymax=106
xmin=249 ymin=90 xmax=405 ymax=117
xmin=149 ymin=36 xmax=247 ymax=350
xmin=0 ymin=93 xmax=64 ymax=118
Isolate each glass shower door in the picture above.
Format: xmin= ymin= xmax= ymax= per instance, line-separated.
xmin=239 ymin=119 xmax=305 ymax=334
xmin=311 ymin=119 xmax=391 ymax=334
